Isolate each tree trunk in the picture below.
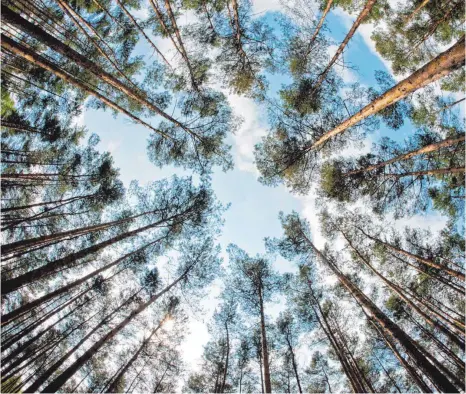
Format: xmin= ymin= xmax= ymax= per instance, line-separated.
xmin=403 ymin=0 xmax=430 ymax=24
xmin=23 ymin=289 xmax=143 ymax=393
xmin=308 ymin=35 xmax=465 ymax=150
xmin=1 ymin=210 xmax=188 ymax=294
xmin=342 ymin=230 xmax=465 ymax=347
xmin=258 ymin=285 xmax=272 ymax=393
xmin=301 ymin=230 xmax=458 ymax=393
xmin=345 ymin=135 xmax=465 ymax=176
xmin=107 ymin=317 xmax=165 ymax=392
xmin=310 ymin=0 xmax=376 ymax=95
xmin=1 ymin=237 xmax=165 ymax=325
xmin=0 ymin=34 xmax=174 ymax=141
xmin=37 ymin=260 xmax=199 ymax=393
xmin=355 ymin=225 xmax=466 ymax=280
xmin=1 ymin=6 xmax=190 ymax=134
xmin=220 ymin=322 xmax=230 ymax=393
xmin=385 ymin=166 xmax=465 ymax=178
xmin=306 ymin=0 xmax=334 ymax=54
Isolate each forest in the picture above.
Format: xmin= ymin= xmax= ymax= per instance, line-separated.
xmin=0 ymin=0 xmax=465 ymax=392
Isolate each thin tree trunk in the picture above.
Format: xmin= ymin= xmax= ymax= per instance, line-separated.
xmin=308 ymin=35 xmax=465 ymax=150
xmin=385 ymin=166 xmax=465 ymax=178
xmin=306 ymin=0 xmax=334 ymax=54
xmin=38 ymin=258 xmax=200 ymax=393
xmin=115 ymin=0 xmax=171 ymax=68
xmin=220 ymin=322 xmax=230 ymax=393
xmin=345 ymin=135 xmax=465 ymax=176
xmin=343 ymin=231 xmax=465 ymax=347
xmin=1 ymin=237 xmax=165 ymax=325
xmin=355 ymin=225 xmax=466 ymax=280
xmin=300 ymin=229 xmax=458 ymax=393
xmin=107 ymin=317 xmax=165 ymax=392
xmin=1 ymin=7 xmax=190 ymax=134
xmin=258 ymin=285 xmax=272 ymax=393
xmin=310 ymin=0 xmax=376 ymax=95
xmin=373 ymin=352 xmax=402 ymax=393
xmin=23 ymin=289 xmax=144 ymax=393
xmin=404 ymin=0 xmax=430 ymax=24
xmin=0 ymin=34 xmax=175 ymax=141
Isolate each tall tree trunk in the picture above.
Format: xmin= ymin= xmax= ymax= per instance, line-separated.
xmin=1 ymin=209 xmax=189 ymax=294
xmin=345 ymin=135 xmax=465 ymax=176
xmin=300 ymin=229 xmax=458 ymax=393
xmin=385 ymin=167 xmax=465 ymax=178
xmin=38 ymin=259 xmax=199 ymax=393
xmin=23 ymin=289 xmax=144 ymax=393
xmin=115 ymin=0 xmax=171 ymax=68
xmin=342 ymin=230 xmax=465 ymax=347
xmin=306 ymin=0 xmax=334 ymax=54
xmin=258 ymin=285 xmax=272 ymax=393
xmin=354 ymin=225 xmax=466 ymax=280
xmin=1 ymin=6 xmax=192 ymax=135
xmin=107 ymin=317 xmax=165 ymax=392
xmin=220 ymin=322 xmax=230 ymax=393
xmin=308 ymin=35 xmax=465 ymax=150
xmin=310 ymin=0 xmax=376 ymax=94
xmin=286 ymin=337 xmax=302 ymax=393
xmin=404 ymin=0 xmax=430 ymax=24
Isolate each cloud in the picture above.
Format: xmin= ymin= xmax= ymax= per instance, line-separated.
xmin=252 ymin=0 xmax=284 ymax=14
xmin=106 ymin=139 xmax=122 ymax=154
xmin=227 ymin=94 xmax=268 ymax=174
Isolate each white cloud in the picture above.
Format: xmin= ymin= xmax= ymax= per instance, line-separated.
xmin=106 ymin=139 xmax=122 ymax=154
xmin=252 ymin=0 xmax=284 ymax=14
xmin=227 ymin=94 xmax=268 ymax=173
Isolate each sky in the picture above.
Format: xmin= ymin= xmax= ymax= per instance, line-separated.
xmin=77 ymin=0 xmax=463 ymax=382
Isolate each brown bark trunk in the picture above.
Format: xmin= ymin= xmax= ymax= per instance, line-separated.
xmin=23 ymin=289 xmax=144 ymax=393
xmin=342 ymin=231 xmax=465 ymax=347
xmin=115 ymin=0 xmax=171 ymax=68
xmin=306 ymin=0 xmax=334 ymax=54
xmin=308 ymin=35 xmax=465 ymax=150
xmin=220 ymin=322 xmax=230 ymax=393
xmin=310 ymin=0 xmax=376 ymax=94
xmin=300 ymin=229 xmax=458 ymax=392
xmin=385 ymin=166 xmax=465 ymax=178
xmin=1 ymin=194 xmax=92 ymax=213
xmin=0 ymin=34 xmax=174 ymax=141
xmin=345 ymin=135 xmax=465 ymax=176
xmin=355 ymin=225 xmax=466 ymax=280
xmin=258 ymin=285 xmax=272 ymax=393
xmin=1 ymin=209 xmax=189 ymax=295
xmin=38 ymin=260 xmax=198 ymax=393
xmin=1 ymin=7 xmax=188 ymax=135
xmin=403 ymin=0 xmax=430 ymax=24
xmin=1 ymin=237 xmax=164 ymax=325
xmin=107 ymin=317 xmax=165 ymax=392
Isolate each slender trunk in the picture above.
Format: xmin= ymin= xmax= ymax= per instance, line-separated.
xmin=385 ymin=166 xmax=465 ymax=178
xmin=258 ymin=351 xmax=264 ymax=393
xmin=115 ymin=0 xmax=171 ymax=68
xmin=258 ymin=285 xmax=272 ymax=393
xmin=404 ymin=0 xmax=430 ymax=24
xmin=1 ymin=237 xmax=164 ymax=325
xmin=343 ymin=231 xmax=465 ymax=347
xmin=0 ymin=34 xmax=174 ymax=141
xmin=38 ymin=259 xmax=199 ymax=393
xmin=301 ymin=229 xmax=459 ymax=393
xmin=1 ymin=210 xmax=189 ymax=294
xmin=0 ymin=121 xmax=51 ymax=136
xmin=373 ymin=352 xmax=402 ymax=393
xmin=306 ymin=0 xmax=334 ymax=54
xmin=23 ymin=289 xmax=143 ymax=393
xmin=286 ymin=337 xmax=302 ymax=393
xmin=309 ymin=287 xmax=363 ymax=393
xmin=107 ymin=317 xmax=165 ymax=392
xmin=345 ymin=135 xmax=465 ymax=176
xmin=1 ymin=194 xmax=92 ymax=213
xmin=355 ymin=225 xmax=466 ymax=280
xmin=310 ymin=0 xmax=376 ymax=94
xmin=1 ymin=7 xmax=188 ymax=133
xmin=220 ymin=322 xmax=230 ymax=393
xmin=153 ymin=365 xmax=169 ymax=393
xmin=308 ymin=36 xmax=465 ymax=150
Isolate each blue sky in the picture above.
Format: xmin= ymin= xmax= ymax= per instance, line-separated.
xmin=78 ymin=0 xmax=462 ymax=377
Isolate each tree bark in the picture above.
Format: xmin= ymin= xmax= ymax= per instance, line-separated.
xmin=345 ymin=135 xmax=465 ymax=176
xmin=258 ymin=285 xmax=272 ymax=393
xmin=300 ymin=228 xmax=458 ymax=393
xmin=0 ymin=34 xmax=174 ymax=141
xmin=308 ymin=35 xmax=465 ymax=150
xmin=38 ymin=259 xmax=199 ymax=393
xmin=306 ymin=0 xmax=334 ymax=54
